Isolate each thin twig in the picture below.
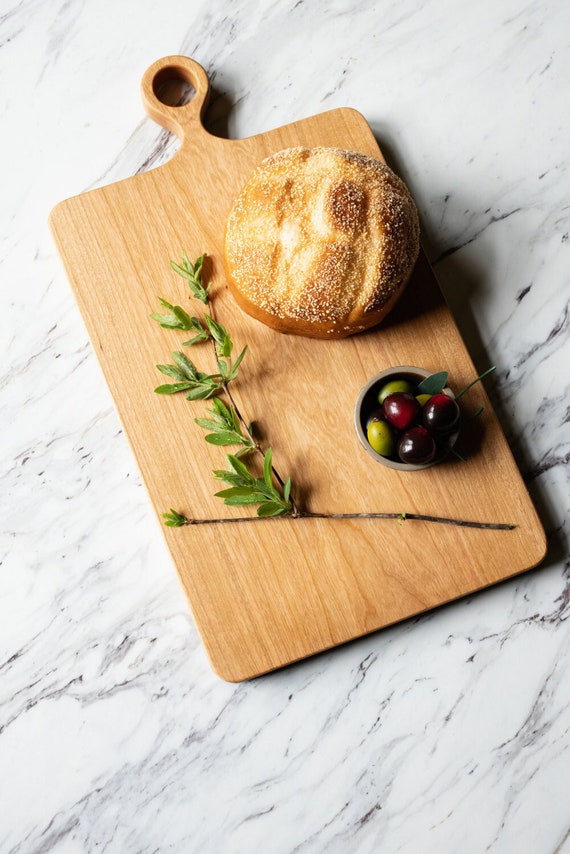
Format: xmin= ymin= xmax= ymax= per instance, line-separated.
xmin=455 ymin=365 xmax=496 ymax=400
xmin=178 ymin=511 xmax=515 ymax=530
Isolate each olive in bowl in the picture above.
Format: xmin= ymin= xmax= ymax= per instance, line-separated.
xmin=353 ymin=366 xmax=460 ymax=471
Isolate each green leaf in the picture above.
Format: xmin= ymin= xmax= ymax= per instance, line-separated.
xmin=182 ymin=317 xmax=210 ymax=345
xmin=213 ymin=398 xmax=240 ymax=431
xmin=170 ymin=259 xmax=190 ymax=278
xmin=185 ymin=383 xmax=221 ymax=400
xmin=150 ymin=312 xmax=183 ymax=329
xmin=220 ymin=338 xmax=233 ymax=359
xmin=150 ymin=298 xmax=193 ymax=330
xmin=182 ymin=332 xmax=209 ymax=346
xmin=162 ymin=509 xmax=188 ymax=527
xmin=211 ymin=397 xmax=228 ymax=416
xmin=156 ymin=363 xmax=186 ymax=380
xmin=170 ymin=253 xmax=210 ymax=303
xmin=194 ymin=253 xmax=205 ymax=277
xmin=214 ymin=486 xmax=255 ymax=498
xmin=257 ymin=501 xmax=290 ymax=517
xmin=283 ymin=477 xmax=291 ymax=503
xmin=154 ymin=382 xmax=194 ymax=394
xmin=194 ymin=417 xmax=222 ymax=431
xmin=263 ymin=448 xmax=273 ymax=490
xmin=172 ymin=305 xmax=193 ymax=327
xmin=214 ymin=487 xmax=268 ymax=505
xmin=205 ymin=431 xmax=246 ymax=446
xmin=254 ymin=477 xmax=273 ymax=498
xmin=232 ymin=345 xmax=248 ymax=373
xmin=172 ymin=351 xmax=199 ymax=380
xmin=417 ymin=371 xmax=448 ymax=395
xmin=224 ymin=496 xmax=268 ymax=506
xmin=227 ymin=454 xmax=256 ymax=484
xmin=234 ymin=446 xmax=253 ymax=458
xmin=205 ymin=315 xmax=230 ymax=347
xmin=212 ymin=469 xmax=245 ymax=486
xmin=194 ymin=399 xmax=245 ymax=438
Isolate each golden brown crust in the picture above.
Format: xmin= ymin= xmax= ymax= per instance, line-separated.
xmin=223 ymin=146 xmax=420 ymax=339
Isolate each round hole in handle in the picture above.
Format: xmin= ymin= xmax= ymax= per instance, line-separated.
xmin=152 ymin=66 xmax=196 ymax=108
xmin=141 ymin=56 xmax=210 ymax=138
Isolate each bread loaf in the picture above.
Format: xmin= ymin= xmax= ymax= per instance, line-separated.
xmin=224 ymin=146 xmax=420 ymax=339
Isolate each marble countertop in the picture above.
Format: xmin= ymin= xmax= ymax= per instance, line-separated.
xmin=2 ymin=1 xmax=569 ymax=851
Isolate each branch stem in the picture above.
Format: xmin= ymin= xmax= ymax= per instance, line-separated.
xmin=177 ymin=511 xmax=515 ymax=530
xmin=455 ymin=365 xmax=496 ymax=400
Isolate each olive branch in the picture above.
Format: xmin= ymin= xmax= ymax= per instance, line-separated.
xmin=152 ymin=252 xmax=296 ymax=519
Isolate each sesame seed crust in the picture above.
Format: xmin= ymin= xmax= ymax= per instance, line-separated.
xmin=224 ymin=146 xmax=420 ymax=339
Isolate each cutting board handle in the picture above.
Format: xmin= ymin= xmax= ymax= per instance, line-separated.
xmin=141 ymin=55 xmax=210 ymax=140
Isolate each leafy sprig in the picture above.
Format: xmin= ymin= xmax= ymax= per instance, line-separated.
xmin=150 ymin=297 xmax=194 ymax=331
xmin=214 ymin=450 xmax=292 ymax=517
xmin=150 ymin=299 xmax=211 ymax=346
xmin=194 ymin=398 xmax=255 ymax=455
xmin=155 ymin=351 xmax=223 ymax=400
xmin=152 ymin=252 xmax=294 ymax=518
xmin=162 ymin=508 xmax=189 ymax=528
xmin=170 ymin=252 xmax=210 ymax=303
xmin=203 ymin=315 xmax=248 ymax=382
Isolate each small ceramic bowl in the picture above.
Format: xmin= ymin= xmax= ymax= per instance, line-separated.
xmin=353 ymin=366 xmax=459 ymax=471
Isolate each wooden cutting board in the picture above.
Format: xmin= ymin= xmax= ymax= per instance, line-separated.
xmin=50 ymin=56 xmax=546 ymax=681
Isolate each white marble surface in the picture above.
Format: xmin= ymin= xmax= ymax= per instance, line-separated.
xmin=1 ymin=0 xmax=569 ymax=851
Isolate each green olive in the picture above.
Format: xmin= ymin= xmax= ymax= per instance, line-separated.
xmin=367 ymin=420 xmax=395 ymax=457
xmin=377 ymin=378 xmax=415 ymax=404
xmin=416 ymin=393 xmax=432 ymax=407
xmin=365 ymin=407 xmax=385 ymax=429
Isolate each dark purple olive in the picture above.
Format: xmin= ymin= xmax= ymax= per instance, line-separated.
xmin=397 ymin=426 xmax=437 ymax=465
xmin=422 ymin=393 xmax=460 ymax=433
xmin=383 ymin=393 xmax=421 ymax=431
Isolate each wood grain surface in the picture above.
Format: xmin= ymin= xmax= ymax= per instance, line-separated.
xmin=49 ymin=56 xmax=546 ymax=681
